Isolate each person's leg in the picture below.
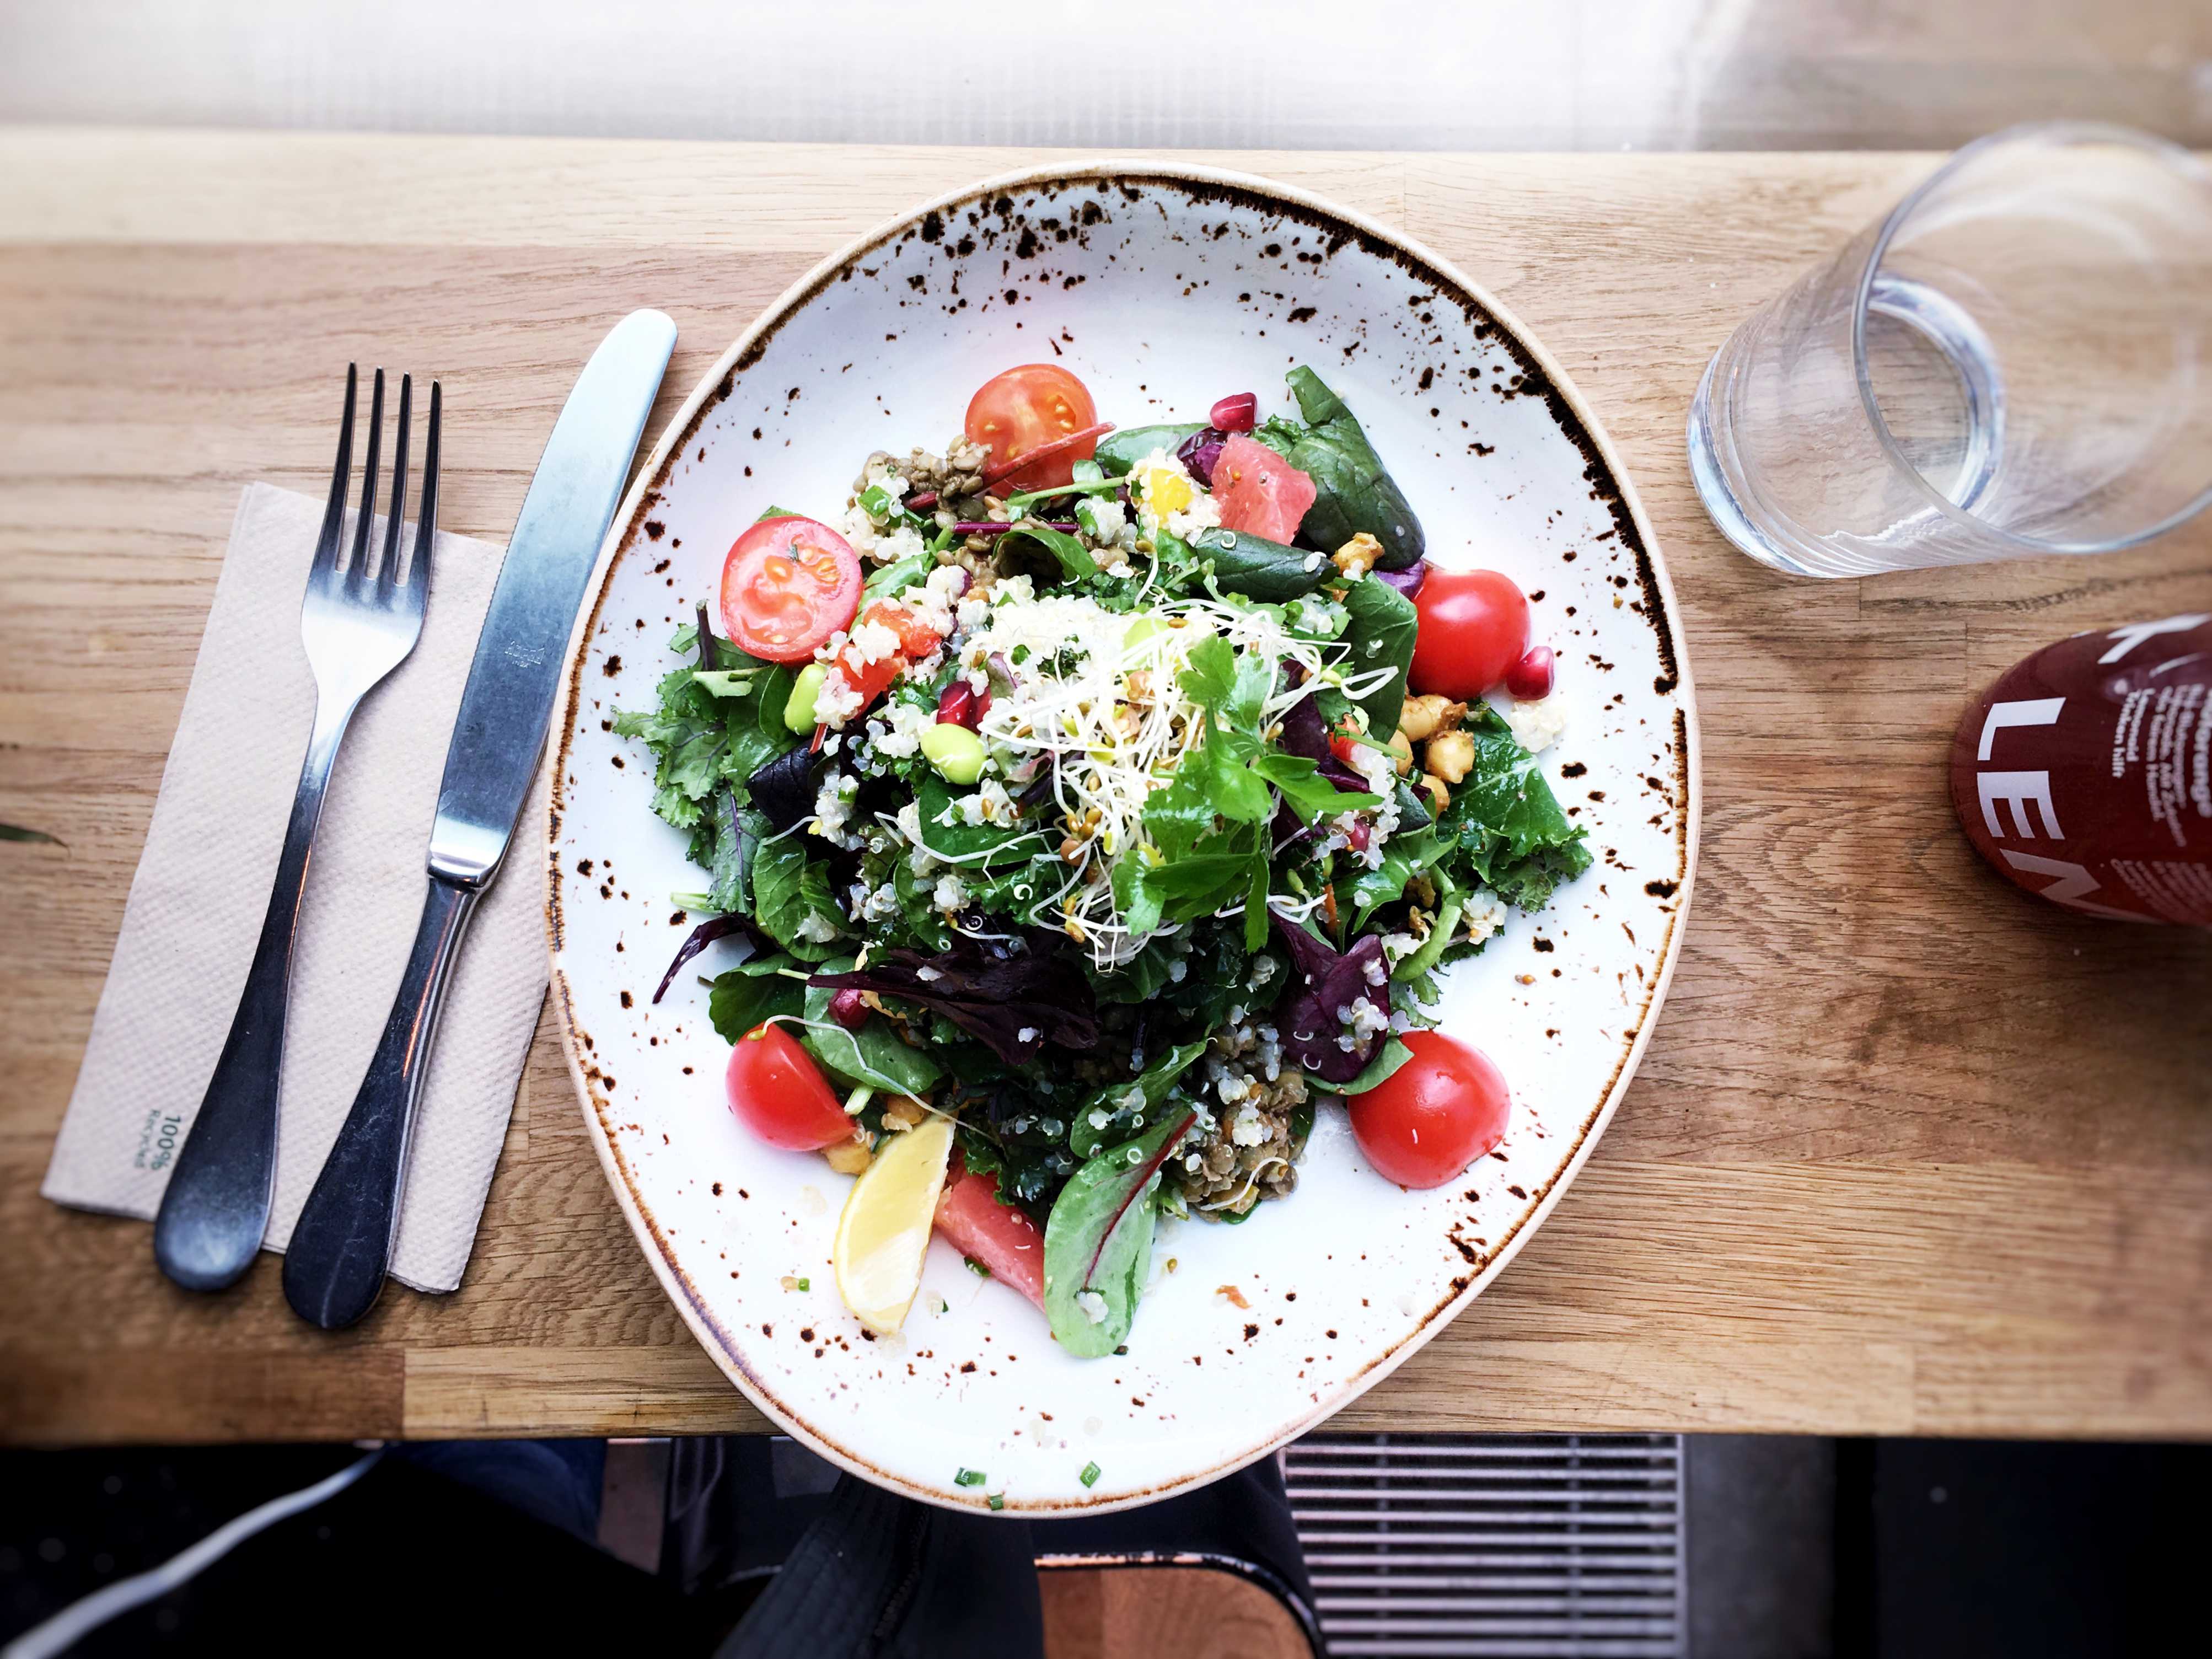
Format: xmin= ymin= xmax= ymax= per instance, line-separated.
xmin=715 ymin=1472 xmax=1044 ymax=1659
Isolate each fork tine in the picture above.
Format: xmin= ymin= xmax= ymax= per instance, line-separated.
xmin=312 ymin=365 xmax=357 ymax=579
xmin=407 ymin=381 xmax=441 ymax=599
xmin=347 ymin=368 xmax=385 ymax=592
xmin=379 ymin=374 xmax=412 ymax=596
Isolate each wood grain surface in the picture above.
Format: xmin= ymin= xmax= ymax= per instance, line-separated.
xmin=2 ymin=132 xmax=2208 ymax=1447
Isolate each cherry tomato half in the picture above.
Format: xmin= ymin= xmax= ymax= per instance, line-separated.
xmin=933 ymin=1157 xmax=1045 ymax=1308
xmin=1347 ymin=1029 xmax=1511 ymax=1189
xmin=721 ymin=516 xmax=862 ymax=664
xmin=1212 ymin=434 xmax=1317 ymax=543
xmin=725 ymin=1023 xmax=853 ymax=1151
xmin=964 ymin=365 xmax=1099 ymax=491
xmin=1409 ymin=568 xmax=1531 ymax=700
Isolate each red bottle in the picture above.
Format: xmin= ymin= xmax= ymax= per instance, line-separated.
xmin=1950 ymin=614 xmax=2212 ymax=924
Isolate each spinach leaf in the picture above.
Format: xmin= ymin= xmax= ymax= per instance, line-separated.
xmin=1304 ymin=1035 xmax=1414 ymax=1096
xmin=862 ymin=549 xmax=932 ymax=599
xmin=996 ymin=519 xmax=1097 ymax=583
xmin=1346 ymin=823 xmax=1446 ymax=927
xmin=1094 ymin=424 xmax=1205 ymax=476
xmin=798 ymin=966 xmax=945 ymax=1099
xmin=1266 ymin=367 xmax=1425 ymax=568
xmin=1337 ymin=576 xmax=1419 ymax=737
xmin=722 ymin=663 xmax=797 ymax=787
xmin=1043 ymin=1109 xmax=1197 ymax=1357
xmin=1069 ymin=1040 xmax=1209 ymax=1158
xmin=1182 ymin=528 xmax=1330 ymax=602
xmin=748 ymin=824 xmax=847 ymax=960
xmin=707 ymin=953 xmax=805 ymax=1042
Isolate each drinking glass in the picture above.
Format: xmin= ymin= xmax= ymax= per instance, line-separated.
xmin=1688 ymin=123 xmax=2212 ymax=578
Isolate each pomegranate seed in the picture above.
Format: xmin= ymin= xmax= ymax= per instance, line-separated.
xmin=1506 ymin=645 xmax=1555 ymax=700
xmin=1346 ymin=817 xmax=1373 ymax=852
xmin=829 ymin=988 xmax=869 ymax=1030
xmin=1209 ymin=393 xmax=1258 ymax=433
xmin=936 ymin=681 xmax=987 ymax=728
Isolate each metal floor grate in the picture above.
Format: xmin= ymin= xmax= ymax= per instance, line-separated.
xmin=1285 ymin=1433 xmax=1687 ymax=1658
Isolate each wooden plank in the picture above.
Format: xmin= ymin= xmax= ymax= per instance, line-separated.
xmin=1039 ymin=1565 xmax=1313 ymax=1659
xmin=2 ymin=133 xmax=2208 ymax=1447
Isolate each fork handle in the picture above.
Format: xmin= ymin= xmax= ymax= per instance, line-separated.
xmin=153 ymin=691 xmax=358 ymax=1292
xmin=282 ymin=874 xmax=478 ymax=1329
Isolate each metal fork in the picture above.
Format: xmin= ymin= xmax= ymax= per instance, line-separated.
xmin=154 ymin=366 xmax=440 ymax=1292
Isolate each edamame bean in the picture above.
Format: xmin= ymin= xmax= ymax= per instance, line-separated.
xmin=920 ymin=721 xmax=986 ymax=784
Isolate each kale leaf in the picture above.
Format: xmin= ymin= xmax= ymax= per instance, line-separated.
xmin=1433 ymin=705 xmax=1592 ymax=910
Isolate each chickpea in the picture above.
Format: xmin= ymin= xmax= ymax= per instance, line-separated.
xmin=1386 ymin=729 xmax=1415 ymax=776
xmin=823 ymin=1139 xmax=874 ymax=1175
xmin=1416 ymin=772 xmax=1451 ymax=814
xmin=1424 ymin=728 xmax=1477 ymax=785
xmin=879 ymin=1098 xmax=927 ymax=1131
xmin=1396 ymin=692 xmax=1466 ymax=744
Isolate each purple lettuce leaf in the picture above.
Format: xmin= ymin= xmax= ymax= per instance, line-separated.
xmin=812 ymin=935 xmax=1100 ymax=1065
xmin=653 ymin=911 xmax=771 ymax=1005
xmin=1175 ymin=426 xmax=1228 ymax=486
xmin=1277 ymin=694 xmax=1371 ymax=793
xmin=1271 ymin=916 xmax=1390 ymax=1083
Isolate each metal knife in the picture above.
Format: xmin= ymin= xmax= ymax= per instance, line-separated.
xmin=282 ymin=309 xmax=675 ymax=1329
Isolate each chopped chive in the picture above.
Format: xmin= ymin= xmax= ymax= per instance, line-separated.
xmin=795 ymin=1278 xmax=809 ymax=1291
xmin=965 ymin=1258 xmax=992 ymax=1279
xmin=954 ymin=1468 xmax=986 ymax=1487
xmin=1079 ymin=1462 xmax=1102 ymax=1488
xmin=986 ymin=1493 xmax=1005 ymax=1511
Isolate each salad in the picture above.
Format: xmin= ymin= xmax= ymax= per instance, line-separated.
xmin=616 ymin=363 xmax=1587 ymax=1356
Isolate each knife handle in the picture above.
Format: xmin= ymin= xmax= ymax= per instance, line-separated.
xmin=283 ymin=874 xmax=477 ymax=1329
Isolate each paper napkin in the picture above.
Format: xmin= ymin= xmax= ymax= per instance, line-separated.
xmin=44 ymin=483 xmax=551 ymax=1293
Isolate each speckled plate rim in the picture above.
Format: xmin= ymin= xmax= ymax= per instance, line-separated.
xmin=543 ymin=159 xmax=1702 ymax=1512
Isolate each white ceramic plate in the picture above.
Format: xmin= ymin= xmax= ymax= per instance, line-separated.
xmin=546 ymin=164 xmax=1698 ymax=1513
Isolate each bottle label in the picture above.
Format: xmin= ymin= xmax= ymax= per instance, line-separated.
xmin=1950 ymin=614 xmax=2212 ymax=925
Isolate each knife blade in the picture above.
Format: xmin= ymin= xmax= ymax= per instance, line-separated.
xmin=283 ymin=310 xmax=675 ymax=1329
xmin=430 ymin=307 xmax=678 ymax=886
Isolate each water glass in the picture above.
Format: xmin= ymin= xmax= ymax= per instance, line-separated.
xmin=1688 ymin=123 xmax=2212 ymax=578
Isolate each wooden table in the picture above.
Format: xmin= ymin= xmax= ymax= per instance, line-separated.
xmin=3 ymin=132 xmax=2208 ymax=1447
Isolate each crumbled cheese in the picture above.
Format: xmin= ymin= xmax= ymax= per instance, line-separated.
xmin=868 ymin=699 xmax=934 ymax=759
xmin=794 ymin=911 xmax=840 ymax=944
xmin=813 ymin=670 xmax=863 ymax=728
xmin=812 ymin=773 xmax=861 ymax=846
xmin=1018 ymin=1026 xmax=1041 ymax=1044
xmin=851 ymin=618 xmax=902 ymax=666
xmin=839 ymin=501 xmax=881 ymax=556
xmin=1498 ymin=692 xmax=1569 ymax=754
xmin=1082 ymin=494 xmax=1128 ymax=541
xmin=932 ymin=872 xmax=968 ymax=911
xmin=954 ymin=780 xmax=1014 ymax=826
xmin=1163 ymin=488 xmax=1222 ymax=543
xmin=1075 ymin=1290 xmax=1109 ymax=1324
xmin=1462 ymin=888 xmax=1509 ymax=944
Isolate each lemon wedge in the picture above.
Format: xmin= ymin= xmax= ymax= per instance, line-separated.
xmin=831 ymin=1115 xmax=953 ymax=1335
